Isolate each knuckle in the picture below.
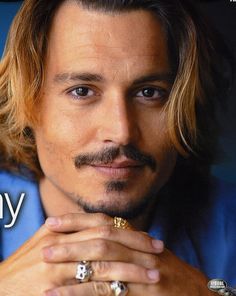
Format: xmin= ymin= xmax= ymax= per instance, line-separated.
xmin=92 ymin=282 xmax=112 ymax=296
xmin=40 ymin=268 xmax=60 ymax=289
xmin=98 ymin=225 xmax=113 ymax=238
xmin=94 ymin=239 xmax=109 ymax=257
xmin=63 ymin=213 xmax=76 ymax=225
xmin=93 ymin=261 xmax=111 ymax=277
xmin=95 ymin=213 xmax=112 ymax=225
xmin=41 ymin=234 xmax=57 ymax=247
xmin=144 ymin=254 xmax=159 ymax=269
xmin=60 ymin=244 xmax=72 ymax=260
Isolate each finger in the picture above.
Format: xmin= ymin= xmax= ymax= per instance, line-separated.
xmin=45 ymin=213 xmax=113 ymax=233
xmin=55 ymin=261 xmax=160 ymax=285
xmin=58 ymin=225 xmax=164 ymax=254
xmin=91 ymin=261 xmax=160 ymax=284
xmin=45 ymin=282 xmax=153 ymax=296
xmin=44 ymin=282 xmax=112 ymax=296
xmin=42 ymin=239 xmax=160 ymax=269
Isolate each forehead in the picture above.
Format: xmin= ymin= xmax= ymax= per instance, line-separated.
xmin=46 ymin=1 xmax=169 ymax=79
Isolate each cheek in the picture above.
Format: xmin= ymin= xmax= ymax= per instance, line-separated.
xmin=35 ymin=98 xmax=94 ymax=157
xmin=140 ymin=109 xmax=172 ymax=151
xmin=35 ymin=129 xmax=69 ymax=174
xmin=141 ymin=110 xmax=177 ymax=172
xmin=34 ymin=107 xmax=82 ymax=177
xmin=35 ymin=120 xmax=74 ymax=157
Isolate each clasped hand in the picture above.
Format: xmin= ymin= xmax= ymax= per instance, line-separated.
xmin=0 ymin=213 xmax=214 ymax=296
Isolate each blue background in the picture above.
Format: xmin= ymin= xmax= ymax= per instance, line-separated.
xmin=0 ymin=2 xmax=22 ymax=56
xmin=0 ymin=1 xmax=235 ymax=184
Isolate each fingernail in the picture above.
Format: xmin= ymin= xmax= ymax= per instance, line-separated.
xmin=147 ymin=269 xmax=160 ymax=282
xmin=42 ymin=247 xmax=53 ymax=260
xmin=152 ymin=239 xmax=164 ymax=251
xmin=45 ymin=217 xmax=60 ymax=227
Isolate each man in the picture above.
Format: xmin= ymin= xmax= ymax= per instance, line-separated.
xmin=0 ymin=0 xmax=235 ymax=295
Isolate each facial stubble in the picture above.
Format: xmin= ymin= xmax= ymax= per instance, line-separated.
xmin=70 ymin=178 xmax=159 ymax=220
xmin=71 ymin=145 xmax=158 ymax=219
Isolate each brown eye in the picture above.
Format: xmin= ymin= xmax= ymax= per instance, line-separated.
xmin=142 ymin=88 xmax=156 ymax=97
xmin=136 ymin=87 xmax=166 ymax=100
xmin=70 ymin=87 xmax=95 ymax=99
xmin=75 ymin=87 xmax=89 ymax=96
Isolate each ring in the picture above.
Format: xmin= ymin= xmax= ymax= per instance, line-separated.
xmin=75 ymin=261 xmax=93 ymax=283
xmin=110 ymin=281 xmax=128 ymax=296
xmin=113 ymin=217 xmax=129 ymax=229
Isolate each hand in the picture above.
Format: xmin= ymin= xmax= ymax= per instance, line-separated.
xmin=0 ymin=224 xmax=56 ymax=296
xmin=0 ymin=213 xmax=163 ymax=295
xmin=43 ymin=213 xmax=164 ymax=295
xmin=128 ymin=249 xmax=216 ymax=296
xmin=43 ymin=213 xmax=214 ymax=296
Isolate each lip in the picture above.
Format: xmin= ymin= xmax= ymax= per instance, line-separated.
xmin=90 ymin=160 xmax=144 ymax=178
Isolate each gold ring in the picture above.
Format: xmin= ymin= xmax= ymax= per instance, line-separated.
xmin=113 ymin=217 xmax=130 ymax=229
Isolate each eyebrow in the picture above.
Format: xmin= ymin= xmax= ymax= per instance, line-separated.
xmin=131 ymin=73 xmax=174 ymax=86
xmin=53 ymin=71 xmax=174 ymax=85
xmin=54 ymin=72 xmax=104 ymax=83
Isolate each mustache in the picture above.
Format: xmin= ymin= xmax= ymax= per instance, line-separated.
xmin=74 ymin=145 xmax=157 ymax=171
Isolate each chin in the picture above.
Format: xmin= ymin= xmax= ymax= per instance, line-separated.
xmin=74 ymin=188 xmax=156 ymax=220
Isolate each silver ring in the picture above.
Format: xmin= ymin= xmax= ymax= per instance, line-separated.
xmin=75 ymin=261 xmax=93 ymax=283
xmin=110 ymin=281 xmax=128 ymax=296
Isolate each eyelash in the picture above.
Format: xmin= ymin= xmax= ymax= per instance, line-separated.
xmin=135 ymin=87 xmax=168 ymax=101
xmin=67 ymin=86 xmax=96 ymax=100
xmin=67 ymin=86 xmax=168 ymax=102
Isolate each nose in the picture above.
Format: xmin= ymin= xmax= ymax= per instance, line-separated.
xmin=96 ymin=92 xmax=139 ymax=146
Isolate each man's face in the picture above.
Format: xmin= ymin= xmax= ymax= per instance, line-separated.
xmin=34 ymin=1 xmax=177 ymax=218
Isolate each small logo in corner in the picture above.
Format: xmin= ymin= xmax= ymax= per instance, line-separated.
xmin=208 ymin=279 xmax=236 ymax=296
